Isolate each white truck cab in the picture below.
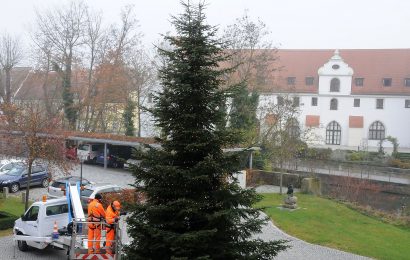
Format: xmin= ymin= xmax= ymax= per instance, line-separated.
xmin=13 ymin=184 xmax=122 ymax=259
xmin=14 ymin=197 xmax=70 ymax=250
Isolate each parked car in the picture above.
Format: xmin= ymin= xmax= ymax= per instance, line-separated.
xmin=47 ymin=176 xmax=93 ymax=198
xmin=80 ymin=183 xmax=123 ymax=209
xmin=0 ymin=163 xmax=50 ymax=193
xmin=77 ymin=143 xmax=104 ymax=163
xmin=0 ymin=159 xmax=23 ymax=175
xmin=95 ymin=145 xmax=133 ymax=168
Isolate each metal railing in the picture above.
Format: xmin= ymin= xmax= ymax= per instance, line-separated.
xmin=69 ymin=219 xmax=122 ymax=260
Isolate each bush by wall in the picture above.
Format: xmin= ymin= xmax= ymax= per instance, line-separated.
xmin=0 ymin=211 xmax=17 ymax=230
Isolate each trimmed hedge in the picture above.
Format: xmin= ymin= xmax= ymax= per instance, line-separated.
xmin=0 ymin=211 xmax=17 ymax=230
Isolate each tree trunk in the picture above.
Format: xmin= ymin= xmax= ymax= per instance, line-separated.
xmin=279 ymin=161 xmax=283 ymax=194
xmin=24 ymin=161 xmax=33 ymax=211
xmin=5 ymin=69 xmax=11 ymax=103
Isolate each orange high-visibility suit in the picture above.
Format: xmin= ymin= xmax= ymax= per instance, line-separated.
xmin=87 ymin=199 xmax=106 ymax=254
xmin=105 ymin=202 xmax=120 ymax=254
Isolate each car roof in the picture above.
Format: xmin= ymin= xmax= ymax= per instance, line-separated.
xmin=84 ymin=183 xmax=120 ymax=190
xmin=32 ymin=197 xmax=67 ymax=206
xmin=55 ymin=176 xmax=88 ymax=181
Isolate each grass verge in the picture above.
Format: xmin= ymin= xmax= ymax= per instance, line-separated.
xmin=0 ymin=196 xmax=29 ymax=237
xmin=255 ymin=193 xmax=410 ymax=260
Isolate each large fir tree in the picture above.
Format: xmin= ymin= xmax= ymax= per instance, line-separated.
xmin=125 ymin=2 xmax=288 ymax=259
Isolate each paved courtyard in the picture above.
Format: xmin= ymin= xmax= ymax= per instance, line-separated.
xmin=13 ymin=163 xmax=136 ymax=201
xmin=2 ymin=166 xmax=373 ymax=259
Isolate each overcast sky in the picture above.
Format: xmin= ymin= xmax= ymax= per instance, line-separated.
xmin=0 ymin=0 xmax=409 ymax=53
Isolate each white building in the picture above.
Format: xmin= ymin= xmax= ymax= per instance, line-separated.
xmin=141 ymin=49 xmax=410 ymax=151
xmin=259 ymin=49 xmax=410 ymax=151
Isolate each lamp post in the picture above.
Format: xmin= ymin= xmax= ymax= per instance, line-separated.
xmin=79 ymin=155 xmax=87 ymax=194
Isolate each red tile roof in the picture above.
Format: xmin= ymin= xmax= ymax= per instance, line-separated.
xmin=270 ymin=49 xmax=410 ymax=95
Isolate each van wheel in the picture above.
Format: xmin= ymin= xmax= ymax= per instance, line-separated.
xmin=10 ymin=183 xmax=19 ymax=193
xmin=41 ymin=178 xmax=49 ymax=188
xmin=17 ymin=239 xmax=29 ymax=251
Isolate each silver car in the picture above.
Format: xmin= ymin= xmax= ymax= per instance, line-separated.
xmin=80 ymin=183 xmax=123 ymax=209
xmin=47 ymin=176 xmax=92 ymax=198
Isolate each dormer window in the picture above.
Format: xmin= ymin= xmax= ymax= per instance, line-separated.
xmin=287 ymin=77 xmax=296 ymax=85
xmin=355 ymin=78 xmax=364 ymax=86
xmin=383 ymin=78 xmax=392 ymax=87
xmin=305 ymin=77 xmax=314 ymax=86
xmin=330 ymin=78 xmax=340 ymax=92
xmin=405 ymin=78 xmax=410 ymax=87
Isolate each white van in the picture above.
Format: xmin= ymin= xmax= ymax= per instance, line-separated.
xmin=77 ymin=143 xmax=104 ymax=163
xmin=14 ymin=198 xmax=70 ymax=250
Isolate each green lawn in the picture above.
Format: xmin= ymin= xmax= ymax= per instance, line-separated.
xmin=0 ymin=196 xmax=27 ymax=217
xmin=255 ymin=193 xmax=410 ymax=260
xmin=0 ymin=196 xmax=29 ymax=237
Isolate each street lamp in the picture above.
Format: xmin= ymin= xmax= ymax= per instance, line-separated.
xmin=78 ymin=155 xmax=87 ymax=194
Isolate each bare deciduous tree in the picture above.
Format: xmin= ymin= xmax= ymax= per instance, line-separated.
xmin=223 ymin=10 xmax=278 ymax=90
xmin=1 ymin=102 xmax=72 ymax=210
xmin=33 ymin=1 xmax=87 ymax=128
xmin=0 ymin=32 xmax=23 ymax=103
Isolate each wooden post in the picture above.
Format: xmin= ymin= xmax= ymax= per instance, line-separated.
xmin=2 ymin=187 xmax=8 ymax=198
xmin=21 ymin=192 xmax=26 ymax=204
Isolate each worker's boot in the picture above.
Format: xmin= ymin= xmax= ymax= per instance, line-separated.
xmin=88 ymin=248 xmax=94 ymax=254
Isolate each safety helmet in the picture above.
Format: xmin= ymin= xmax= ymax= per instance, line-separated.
xmin=113 ymin=201 xmax=121 ymax=209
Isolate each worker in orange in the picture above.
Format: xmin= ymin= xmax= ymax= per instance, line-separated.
xmin=105 ymin=200 xmax=121 ymax=254
xmin=87 ymin=193 xmax=106 ymax=254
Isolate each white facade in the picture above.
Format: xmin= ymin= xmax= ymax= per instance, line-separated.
xmin=140 ymin=50 xmax=410 ymax=151
xmin=259 ymin=50 xmax=410 ymax=151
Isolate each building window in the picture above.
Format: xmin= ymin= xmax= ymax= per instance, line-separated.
xmin=382 ymin=78 xmax=392 ymax=87
xmin=332 ymin=64 xmax=340 ymax=70
xmin=355 ymin=78 xmax=364 ymax=86
xmin=330 ymin=98 xmax=338 ymax=110
xmin=326 ymin=121 xmax=341 ymax=145
xmin=405 ymin=100 xmax=410 ymax=108
xmin=405 ymin=78 xmax=410 ymax=87
xmin=311 ymin=97 xmax=318 ymax=106
xmin=354 ymin=98 xmax=360 ymax=107
xmin=286 ymin=118 xmax=300 ymax=139
xmin=287 ymin=77 xmax=296 ymax=85
xmin=330 ymin=78 xmax=340 ymax=92
xmin=376 ymin=99 xmax=384 ymax=109
xmin=305 ymin=77 xmax=314 ymax=86
xmin=277 ymin=96 xmax=284 ymax=106
xmin=293 ymin=97 xmax=300 ymax=107
xmin=369 ymin=121 xmax=385 ymax=140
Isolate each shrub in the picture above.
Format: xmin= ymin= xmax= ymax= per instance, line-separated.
xmin=0 ymin=211 xmax=17 ymax=230
xmin=302 ymin=147 xmax=332 ymax=160
xmin=390 ymin=159 xmax=410 ymax=169
xmin=348 ymin=151 xmax=367 ymax=161
xmin=101 ymin=188 xmax=145 ymax=211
